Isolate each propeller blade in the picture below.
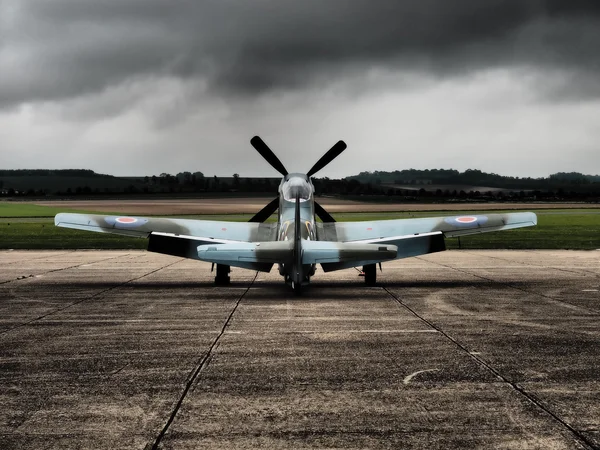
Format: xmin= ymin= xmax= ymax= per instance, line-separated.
xmin=306 ymin=140 xmax=347 ymax=178
xmin=249 ymin=197 xmax=279 ymax=223
xmin=314 ymin=201 xmax=336 ymax=223
xmin=250 ymin=136 xmax=288 ymax=176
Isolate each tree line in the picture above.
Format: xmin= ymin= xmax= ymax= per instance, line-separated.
xmin=347 ymin=169 xmax=600 ymax=190
xmin=0 ymin=169 xmax=111 ymax=177
xmin=1 ymin=168 xmax=599 ymax=201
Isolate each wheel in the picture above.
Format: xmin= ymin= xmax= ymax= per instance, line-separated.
xmin=215 ymin=264 xmax=230 ymax=285
xmin=363 ymin=264 xmax=376 ymax=286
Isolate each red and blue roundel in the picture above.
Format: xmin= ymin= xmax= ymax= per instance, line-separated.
xmin=444 ymin=215 xmax=488 ymax=227
xmin=105 ymin=216 xmax=148 ymax=227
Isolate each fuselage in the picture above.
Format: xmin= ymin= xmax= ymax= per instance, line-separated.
xmin=276 ymin=173 xmax=316 ymax=287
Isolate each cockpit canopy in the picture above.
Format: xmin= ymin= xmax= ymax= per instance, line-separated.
xmin=281 ymin=174 xmax=313 ymax=202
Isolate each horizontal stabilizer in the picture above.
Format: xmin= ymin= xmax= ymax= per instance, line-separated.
xmin=197 ymin=240 xmax=293 ymax=271
xmin=356 ymin=231 xmax=446 ymax=258
xmin=302 ymin=241 xmax=397 ymax=265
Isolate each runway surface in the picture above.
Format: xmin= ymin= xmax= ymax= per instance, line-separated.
xmin=1 ymin=250 xmax=599 ymax=449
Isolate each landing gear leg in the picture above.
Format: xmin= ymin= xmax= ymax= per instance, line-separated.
xmin=363 ymin=264 xmax=376 ymax=286
xmin=215 ymin=264 xmax=230 ymax=285
xmin=291 ymin=280 xmax=303 ymax=295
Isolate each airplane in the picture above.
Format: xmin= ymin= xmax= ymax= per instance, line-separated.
xmin=55 ymin=136 xmax=537 ymax=293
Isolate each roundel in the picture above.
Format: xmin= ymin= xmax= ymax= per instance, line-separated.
xmin=115 ymin=217 xmax=137 ymax=224
xmin=444 ymin=215 xmax=488 ymax=227
xmin=455 ymin=216 xmax=477 ymax=224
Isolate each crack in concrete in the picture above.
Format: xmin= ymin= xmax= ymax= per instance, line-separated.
xmin=0 ymin=253 xmax=129 ymax=286
xmin=0 ymin=250 xmax=78 ymax=266
xmin=147 ymin=271 xmax=259 ymax=450
xmin=383 ymin=286 xmax=597 ymax=450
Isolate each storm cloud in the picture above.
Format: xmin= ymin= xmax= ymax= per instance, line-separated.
xmin=1 ymin=0 xmax=599 ymax=178
xmin=2 ymin=0 xmax=600 ymax=107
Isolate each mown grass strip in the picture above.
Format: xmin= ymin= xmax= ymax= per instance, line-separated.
xmin=0 ymin=223 xmax=145 ymax=249
xmin=448 ymin=213 xmax=600 ymax=250
xmin=0 ymin=203 xmax=122 ymax=218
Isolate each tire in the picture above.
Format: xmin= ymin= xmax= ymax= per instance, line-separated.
xmin=215 ymin=264 xmax=230 ymax=285
xmin=363 ymin=264 xmax=376 ymax=286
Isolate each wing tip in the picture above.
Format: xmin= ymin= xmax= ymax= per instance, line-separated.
xmin=520 ymin=212 xmax=537 ymax=226
xmin=54 ymin=212 xmax=67 ymax=226
xmin=531 ymin=212 xmax=538 ymax=226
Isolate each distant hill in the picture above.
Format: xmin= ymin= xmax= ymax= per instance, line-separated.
xmin=0 ymin=169 xmax=280 ymax=196
xmin=549 ymin=172 xmax=600 ymax=183
xmin=0 ymin=170 xmax=146 ymax=194
xmin=0 ymin=169 xmax=111 ymax=177
xmin=346 ymin=169 xmax=600 ymax=191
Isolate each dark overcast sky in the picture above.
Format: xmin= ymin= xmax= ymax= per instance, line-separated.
xmin=1 ymin=0 xmax=600 ymax=178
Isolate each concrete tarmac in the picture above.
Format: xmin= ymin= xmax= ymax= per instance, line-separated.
xmin=1 ymin=250 xmax=599 ymax=449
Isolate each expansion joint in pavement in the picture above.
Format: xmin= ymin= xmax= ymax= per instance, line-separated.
xmin=0 ymin=250 xmax=78 ymax=266
xmin=148 ymin=271 xmax=259 ymax=450
xmin=383 ymin=287 xmax=597 ymax=450
xmin=0 ymin=255 xmax=184 ymax=337
xmin=0 ymin=252 xmax=128 ymax=286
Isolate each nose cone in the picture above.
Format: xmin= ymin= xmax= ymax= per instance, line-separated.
xmin=282 ymin=175 xmax=313 ymax=202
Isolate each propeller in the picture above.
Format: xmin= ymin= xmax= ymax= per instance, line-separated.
xmin=248 ymin=136 xmax=345 ymax=223
xmin=306 ymin=140 xmax=346 ymax=178
xmin=314 ymin=201 xmax=336 ymax=223
xmin=250 ymin=136 xmax=288 ymax=176
xmin=249 ymin=197 xmax=279 ymax=223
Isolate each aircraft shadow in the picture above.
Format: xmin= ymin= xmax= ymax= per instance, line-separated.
xmin=26 ymin=279 xmax=536 ymax=302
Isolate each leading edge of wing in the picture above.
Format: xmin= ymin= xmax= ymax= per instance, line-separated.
xmin=54 ymin=212 xmax=276 ymax=242
xmin=324 ymin=212 xmax=537 ymax=242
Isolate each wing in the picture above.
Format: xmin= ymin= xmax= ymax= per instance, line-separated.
xmin=55 ymin=213 xmax=278 ymax=270
xmin=55 ymin=213 xmax=277 ymax=241
xmin=318 ymin=212 xmax=537 ymax=242
xmin=315 ymin=212 xmax=536 ymax=268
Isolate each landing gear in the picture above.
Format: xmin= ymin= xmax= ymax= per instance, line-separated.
xmin=215 ymin=264 xmax=230 ymax=285
xmin=363 ymin=264 xmax=376 ymax=286
xmin=291 ymin=280 xmax=303 ymax=295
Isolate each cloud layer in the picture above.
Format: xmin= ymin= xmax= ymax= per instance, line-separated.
xmin=1 ymin=1 xmax=599 ymax=177
xmin=3 ymin=0 xmax=600 ymax=107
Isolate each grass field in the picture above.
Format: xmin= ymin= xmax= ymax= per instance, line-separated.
xmin=0 ymin=203 xmax=124 ymax=217
xmin=0 ymin=203 xmax=78 ymax=217
xmin=1 ymin=203 xmax=598 ymax=250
